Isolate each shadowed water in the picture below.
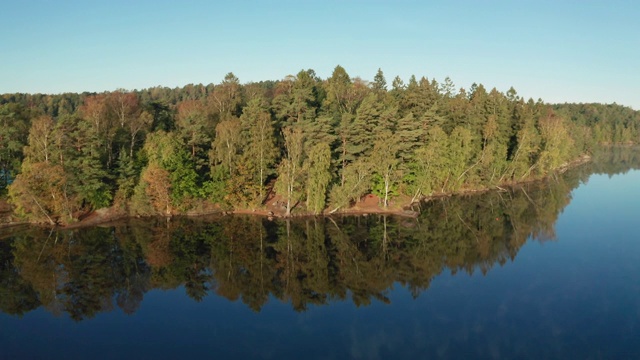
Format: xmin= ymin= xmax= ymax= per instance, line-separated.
xmin=1 ymin=148 xmax=639 ymax=359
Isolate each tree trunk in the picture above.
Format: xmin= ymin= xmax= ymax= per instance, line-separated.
xmin=130 ymin=132 xmax=136 ymax=158
xmin=384 ymin=172 xmax=390 ymax=208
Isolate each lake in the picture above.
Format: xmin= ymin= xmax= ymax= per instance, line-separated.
xmin=1 ymin=149 xmax=639 ymax=359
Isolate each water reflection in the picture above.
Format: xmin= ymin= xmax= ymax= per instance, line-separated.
xmin=1 ymin=147 xmax=638 ymax=321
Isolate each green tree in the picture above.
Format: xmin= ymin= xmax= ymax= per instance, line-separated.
xmin=504 ymin=115 xmax=541 ymax=181
xmin=126 ymin=109 xmax=152 ymax=158
xmin=537 ymin=114 xmax=573 ymax=175
xmin=0 ymin=104 xmax=29 ymax=194
xmin=305 ymin=142 xmax=332 ymax=214
xmin=132 ymin=130 xmax=204 ymax=212
xmin=275 ymin=127 xmax=305 ymax=216
xmin=272 ymin=70 xmax=318 ymax=126
xmin=370 ymin=131 xmax=401 ymax=208
xmin=324 ymin=65 xmax=352 ymax=115
xmin=212 ymin=117 xmax=242 ymax=177
xmin=408 ymin=126 xmax=450 ymax=200
xmin=175 ymin=100 xmax=210 ymax=161
xmin=80 ymin=94 xmax=120 ymax=170
xmin=67 ymin=146 xmax=113 ymax=209
xmin=395 ymin=112 xmax=423 ymax=163
xmin=478 ymin=115 xmax=508 ymax=184
xmin=240 ymin=98 xmax=278 ymax=203
xmin=208 ymin=72 xmax=243 ymax=121
xmin=447 ymin=126 xmax=477 ymax=190
xmin=328 ymin=159 xmax=371 ymax=213
xmin=372 ymin=68 xmax=387 ymax=94
xmin=24 ymin=115 xmax=56 ymax=164
xmin=114 ymin=148 xmax=139 ymax=205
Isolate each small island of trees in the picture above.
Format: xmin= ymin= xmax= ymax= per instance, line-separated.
xmin=1 ymin=66 xmax=639 ymax=225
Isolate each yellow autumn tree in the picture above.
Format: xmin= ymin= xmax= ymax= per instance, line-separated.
xmin=140 ymin=164 xmax=172 ymax=216
xmin=8 ymin=162 xmax=79 ymax=224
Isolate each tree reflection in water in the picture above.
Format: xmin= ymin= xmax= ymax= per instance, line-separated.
xmin=1 ymin=147 xmax=639 ymax=321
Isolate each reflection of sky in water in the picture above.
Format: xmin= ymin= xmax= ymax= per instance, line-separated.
xmin=333 ymin=170 xmax=640 ymax=358
xmin=1 ymin=171 xmax=639 ymax=359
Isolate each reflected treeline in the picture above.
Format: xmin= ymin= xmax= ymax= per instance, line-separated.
xmin=2 ymin=149 xmax=636 ymax=320
xmin=588 ymin=146 xmax=640 ymax=175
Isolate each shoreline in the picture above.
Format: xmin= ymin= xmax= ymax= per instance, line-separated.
xmin=0 ymin=154 xmax=592 ymax=230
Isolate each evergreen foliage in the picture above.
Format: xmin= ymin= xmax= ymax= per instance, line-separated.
xmin=2 ymin=67 xmax=639 ymax=222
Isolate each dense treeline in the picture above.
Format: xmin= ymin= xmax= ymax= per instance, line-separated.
xmin=1 ymin=67 xmax=639 ymax=224
xmin=0 ymin=166 xmax=585 ymax=319
xmin=553 ymin=103 xmax=640 ymax=145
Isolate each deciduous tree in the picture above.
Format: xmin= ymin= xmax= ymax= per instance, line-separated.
xmin=275 ymin=127 xmax=305 ymax=216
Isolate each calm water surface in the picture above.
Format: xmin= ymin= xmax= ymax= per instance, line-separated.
xmin=1 ymin=151 xmax=639 ymax=359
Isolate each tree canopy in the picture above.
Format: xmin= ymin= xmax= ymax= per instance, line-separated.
xmin=1 ymin=67 xmax=639 ymax=223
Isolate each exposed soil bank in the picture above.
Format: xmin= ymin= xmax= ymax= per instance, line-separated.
xmin=0 ymin=154 xmax=591 ymax=230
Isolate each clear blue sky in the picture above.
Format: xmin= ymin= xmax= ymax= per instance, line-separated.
xmin=1 ymin=0 xmax=638 ymax=109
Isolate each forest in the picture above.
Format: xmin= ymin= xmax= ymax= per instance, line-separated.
xmin=1 ymin=66 xmax=639 ymax=224
xmin=0 ymin=165 xmax=583 ymax=319
xmin=3 ymin=146 xmax=639 ymax=319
